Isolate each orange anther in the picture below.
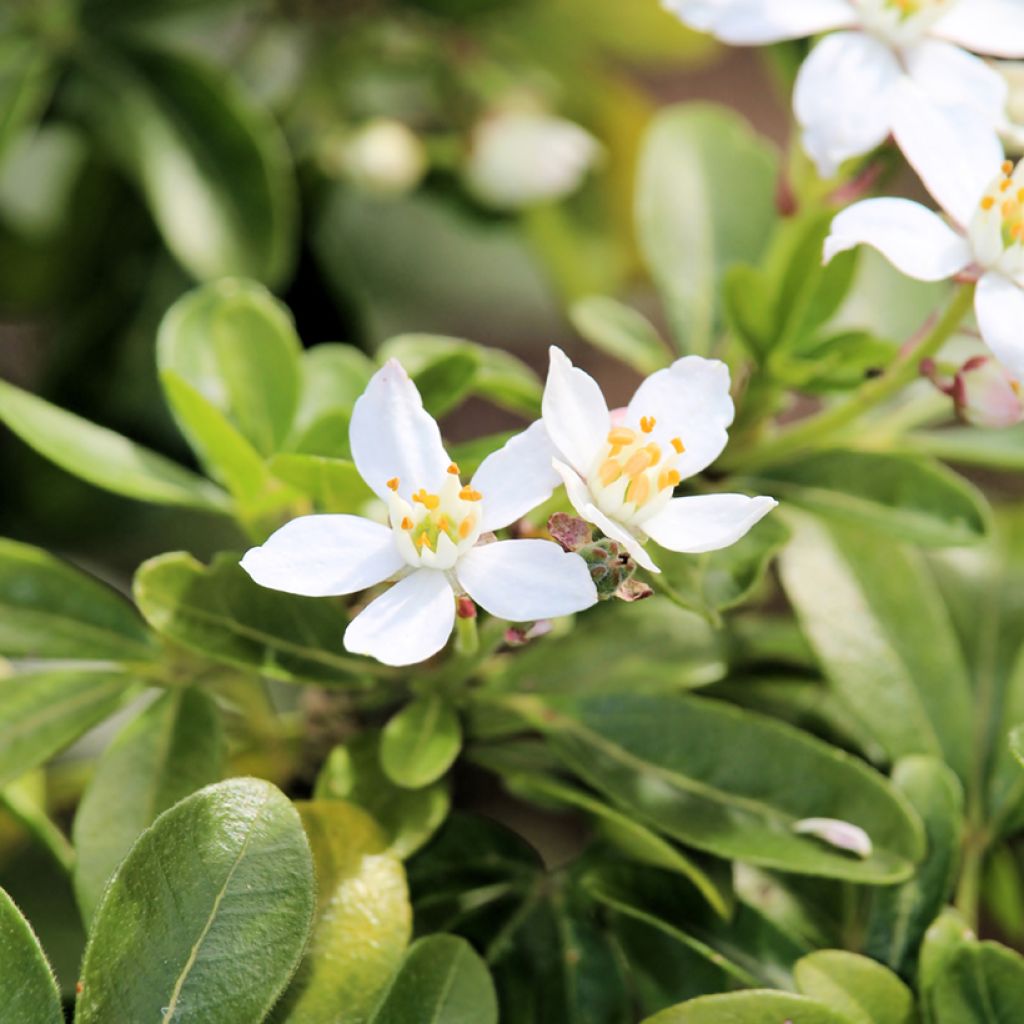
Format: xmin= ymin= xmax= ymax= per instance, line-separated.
xmin=607 ymin=427 xmax=636 ymax=447
xmin=1001 ymin=178 xmax=1013 ymax=192
xmin=387 ymin=477 xmax=400 ymax=491
xmin=1018 ymin=189 xmax=1024 ymax=203
xmin=447 ymin=463 xmax=460 ymax=475
xmin=645 ymin=442 xmax=661 ymax=466
xmin=640 ymin=416 xmax=656 ymax=434
xmin=401 ymin=516 xmax=413 ymax=530
xmin=1003 ymin=160 xmax=1014 ymax=175
xmin=437 ymin=515 xmax=449 ymax=532
xmin=413 ymin=489 xmax=440 ymax=510
xmin=659 ymin=468 xmax=682 ymax=491
xmin=671 ymin=436 xmax=685 ymax=454
xmin=459 ymin=516 xmax=474 ymax=538
xmin=459 ymin=486 xmax=482 ymax=501
xmin=599 ymin=459 xmax=623 ymax=486
xmin=623 ymin=449 xmax=655 ymax=477
xmin=627 ymin=474 xmax=651 ymax=506
xmin=416 ymin=531 xmax=431 ymax=549
xmin=982 ymin=196 xmax=996 ymax=211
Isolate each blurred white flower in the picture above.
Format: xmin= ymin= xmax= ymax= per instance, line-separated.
xmin=824 ymin=157 xmax=1024 ymax=381
xmin=927 ymin=354 xmax=1024 ymax=427
xmin=1001 ymin=61 xmax=1024 ymax=151
xmin=240 ymin=360 xmax=596 ymax=666
xmin=340 ymin=118 xmax=427 ymax=196
xmin=662 ymin=0 xmax=1024 ymax=216
xmin=539 ymin=346 xmax=777 ymax=574
xmin=793 ymin=817 xmax=873 ymax=858
xmin=463 ymin=111 xmax=601 ymax=210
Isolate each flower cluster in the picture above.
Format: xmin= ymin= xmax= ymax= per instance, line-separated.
xmin=241 ymin=353 xmax=776 ymax=665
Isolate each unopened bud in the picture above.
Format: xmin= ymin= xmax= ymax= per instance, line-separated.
xmin=334 ymin=118 xmax=427 ymax=196
xmin=927 ymin=355 xmax=1024 ymax=428
xmin=504 ymin=621 xmax=552 ymax=647
xmin=456 ymin=596 xmax=477 ymax=619
xmin=580 ymin=538 xmax=636 ymax=600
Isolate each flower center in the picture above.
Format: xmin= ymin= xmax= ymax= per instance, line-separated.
xmin=386 ymin=464 xmax=484 ymax=570
xmin=969 ymin=159 xmax=1024 ymax=280
xmin=857 ymin=0 xmax=956 ymax=44
xmin=588 ymin=417 xmax=683 ymax=528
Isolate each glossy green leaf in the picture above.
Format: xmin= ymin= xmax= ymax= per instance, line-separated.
xmin=779 ymin=512 xmax=974 ymax=779
xmin=776 ymin=330 xmax=898 ymax=393
xmin=73 ymin=689 xmax=225 ymax=924
xmin=0 ymin=885 xmax=63 ymax=1024
xmin=75 ymin=778 xmax=315 ymax=1024
xmin=381 ymin=696 xmax=462 ymax=788
xmin=794 ymin=950 xmax=915 ymax=1024
xmin=865 ymin=756 xmax=963 ymax=977
xmin=82 ymin=48 xmax=296 ymax=284
xmin=133 ymin=551 xmax=370 ymax=686
xmin=918 ymin=908 xmax=975 ymax=1015
xmin=0 ymin=36 xmax=55 ymax=167
xmin=368 ymin=935 xmax=497 ymax=1024
xmin=268 ymin=454 xmax=374 ymax=514
xmin=569 ymin=295 xmax=670 ymax=375
xmin=0 ymin=670 xmax=133 ymax=791
xmin=932 ymin=941 xmax=1024 ymax=1023
xmin=315 ymin=732 xmax=449 ymax=859
xmin=0 ymin=377 xmax=229 ymax=512
xmin=642 ymin=991 xmax=855 ymax=1024
xmin=0 ymin=537 xmax=156 ymax=661
xmin=273 ymin=800 xmax=411 ymax=1024
xmin=755 ymin=450 xmax=990 ymax=548
xmin=635 ymin=103 xmax=778 ymax=353
xmin=472 ymin=346 xmax=543 ymax=417
xmin=508 ymin=691 xmax=924 ymax=883
xmin=157 ymin=279 xmax=302 ymax=455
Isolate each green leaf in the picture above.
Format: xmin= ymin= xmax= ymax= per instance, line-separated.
xmin=635 ymin=103 xmax=778 ymax=354
xmin=0 ymin=537 xmax=156 ymax=661
xmin=906 ymin=426 xmax=1024 ymax=472
xmin=865 ymin=756 xmax=964 ymax=977
xmin=775 ymin=331 xmax=898 ymax=393
xmin=368 ymin=935 xmax=498 ymax=1024
xmin=0 ymin=885 xmax=63 ymax=1024
xmin=133 ymin=551 xmax=371 ymax=685
xmin=569 ymin=295 xmax=671 ymax=375
xmin=447 ymin=432 xmax=516 ymax=478
xmin=0 ymin=377 xmax=230 ymax=512
xmin=794 ymin=950 xmax=915 ymax=1024
xmin=268 ymin=454 xmax=374 ymax=514
xmin=754 ymin=450 xmax=990 ymax=548
xmin=157 ymin=278 xmax=302 ymax=455
xmin=0 ymin=670 xmax=134 ymax=791
xmin=72 ymin=689 xmax=224 ymax=924
xmin=381 ymin=696 xmax=462 ymax=788
xmin=641 ymin=991 xmax=856 ymax=1024
xmin=315 ymin=732 xmax=449 ymax=859
xmin=75 ymin=778 xmax=315 ymax=1024
xmin=508 ymin=692 xmax=924 ymax=883
xmin=81 ymin=47 xmax=296 ymax=285
xmin=932 ymin=941 xmax=1024 ymax=1023
xmin=473 ymin=346 xmax=543 ymax=417
xmin=0 ymin=35 xmax=55 ymax=167
xmin=1011 ymin=724 xmax=1024 ymax=771
xmin=778 ymin=512 xmax=974 ymax=779
xmin=918 ymin=908 xmax=975 ymax=1016
xmin=273 ymin=800 xmax=411 ymax=1024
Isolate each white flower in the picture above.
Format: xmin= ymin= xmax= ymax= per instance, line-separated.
xmin=539 ymin=347 xmax=778 ymax=574
xmin=661 ymin=0 xmax=1024 ymax=216
xmin=240 ymin=360 xmax=598 ymax=666
xmin=341 ymin=119 xmax=427 ymax=196
xmin=463 ymin=111 xmax=601 ymax=210
xmin=824 ymin=157 xmax=1024 ymax=380
xmin=951 ymin=355 xmax=1024 ymax=427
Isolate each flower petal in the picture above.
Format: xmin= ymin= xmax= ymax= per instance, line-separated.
xmin=643 ymin=494 xmax=778 ymax=554
xmin=823 ymin=198 xmax=972 ymax=281
xmin=542 ymin=347 xmax=610 ymax=475
xmin=793 ymin=32 xmax=901 ymax=178
xmin=472 ymin=420 xmax=561 ymax=532
xmin=240 ymin=514 xmax=404 ymax=596
xmin=906 ymin=40 xmax=1009 ymax=126
xmin=625 ymin=356 xmax=734 ymax=479
xmin=975 ymin=271 xmax=1024 ymax=382
xmin=349 ymin=359 xmax=450 ymax=502
xmin=890 ymin=77 xmax=1004 ymax=228
xmin=661 ymin=0 xmax=856 ymax=44
xmin=456 ymin=539 xmax=597 ymax=621
xmin=932 ymin=0 xmax=1024 ymax=58
xmin=552 ymin=459 xmax=661 ymax=573
xmin=343 ymin=568 xmax=455 ymax=666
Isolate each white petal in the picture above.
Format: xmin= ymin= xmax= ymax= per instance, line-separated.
xmin=643 ymin=494 xmax=778 ymax=554
xmin=349 ymin=359 xmax=450 ymax=502
xmin=552 ymin=458 xmax=660 ymax=573
xmin=793 ymin=32 xmax=901 ymax=177
xmin=343 ymin=568 xmax=455 ymax=666
xmin=823 ymin=198 xmax=971 ymax=281
xmin=661 ymin=0 xmax=856 ymax=44
xmin=542 ymin=347 xmax=610 ymax=475
xmin=932 ymin=0 xmax=1024 ymax=58
xmin=625 ymin=356 xmax=734 ymax=479
xmin=456 ymin=540 xmax=597 ymax=621
xmin=472 ymin=420 xmax=561 ymax=532
xmin=906 ymin=40 xmax=1009 ymax=125
xmin=890 ymin=78 xmax=1004 ymax=228
xmin=975 ymin=271 xmax=1024 ymax=382
xmin=240 ymin=515 xmax=403 ymax=597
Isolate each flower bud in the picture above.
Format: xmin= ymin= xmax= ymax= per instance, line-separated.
xmin=332 ymin=118 xmax=427 ymax=196
xmin=463 ymin=110 xmax=600 ymax=210
xmin=952 ymin=356 xmax=1023 ymax=428
xmin=793 ymin=817 xmax=873 ymax=859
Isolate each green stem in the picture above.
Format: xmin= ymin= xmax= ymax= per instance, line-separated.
xmin=724 ymin=283 xmax=976 ymax=473
xmin=955 ymin=828 xmax=989 ymax=931
xmin=456 ymin=613 xmax=480 ymax=657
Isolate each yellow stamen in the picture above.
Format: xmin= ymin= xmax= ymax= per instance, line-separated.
xmin=645 ymin=442 xmax=661 ymax=467
xmin=623 ymin=449 xmax=655 ymax=477
xmin=459 ymin=516 xmax=474 ymax=539
xmin=659 ymin=468 xmax=682 ymax=491
xmin=447 ymin=463 xmax=460 ymax=475
xmin=671 ymin=436 xmax=685 ymax=454
xmin=416 ymin=531 xmax=431 ymax=549
xmin=459 ymin=486 xmax=482 ymax=502
xmin=387 ymin=477 xmax=399 ymax=491
xmin=599 ymin=459 xmax=623 ymax=486
xmin=413 ymin=490 xmax=440 ymax=510
xmin=607 ymin=427 xmax=636 ymax=447
xmin=982 ymin=196 xmax=996 ymax=211
xmin=627 ymin=474 xmax=651 ymax=506
xmin=1018 ymin=190 xmax=1024 ymax=203
xmin=640 ymin=416 xmax=656 ymax=434
xmin=401 ymin=516 xmax=413 ymax=530
xmin=437 ymin=515 xmax=449 ymax=532
xmin=1003 ymin=160 xmax=1014 ymax=175
xmin=1001 ymin=178 xmax=1013 ymax=193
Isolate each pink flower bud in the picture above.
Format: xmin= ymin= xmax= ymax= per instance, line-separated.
xmin=456 ymin=596 xmax=477 ymax=620
xmin=952 ymin=356 xmax=1023 ymax=429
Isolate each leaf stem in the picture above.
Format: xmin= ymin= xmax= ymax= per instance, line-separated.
xmin=723 ymin=283 xmax=976 ymax=473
